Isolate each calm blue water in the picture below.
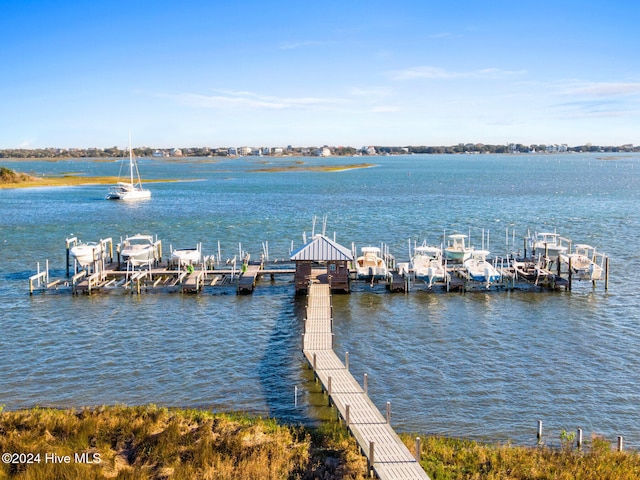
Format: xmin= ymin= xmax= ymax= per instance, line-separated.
xmin=1 ymin=153 xmax=639 ymax=448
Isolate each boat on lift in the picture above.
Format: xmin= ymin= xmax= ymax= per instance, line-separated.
xmin=463 ymin=249 xmax=501 ymax=286
xmin=119 ymin=234 xmax=160 ymax=267
xmin=412 ymin=245 xmax=447 ymax=288
xmin=560 ymin=244 xmax=604 ymax=281
xmin=355 ymin=246 xmax=388 ymax=280
xmin=70 ymin=241 xmax=102 ymax=267
xmin=444 ymin=234 xmax=473 ymax=262
xmin=528 ymin=231 xmax=568 ymax=259
xmin=170 ymin=243 xmax=202 ymax=268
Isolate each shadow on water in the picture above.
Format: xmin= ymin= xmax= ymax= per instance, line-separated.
xmin=254 ymin=280 xmax=337 ymax=426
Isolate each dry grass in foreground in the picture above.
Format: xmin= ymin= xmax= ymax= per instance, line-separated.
xmin=400 ymin=433 xmax=640 ymax=480
xmin=0 ymin=405 xmax=367 ymax=480
xmin=2 ymin=405 xmax=640 ymax=479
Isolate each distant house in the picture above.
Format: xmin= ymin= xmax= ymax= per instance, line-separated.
xmin=362 ymin=146 xmax=376 ymax=155
xmin=170 ymin=148 xmax=183 ymax=157
xmin=238 ymin=146 xmax=253 ymax=156
xmin=228 ymin=147 xmax=238 ymax=156
xmin=315 ymin=147 xmax=331 ymax=157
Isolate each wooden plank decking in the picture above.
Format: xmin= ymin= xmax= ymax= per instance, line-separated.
xmin=302 ymin=283 xmax=430 ymax=480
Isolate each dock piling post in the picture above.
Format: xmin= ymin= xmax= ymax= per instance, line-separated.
xmin=364 ymin=373 xmax=368 ymax=394
xmin=328 ymin=376 xmax=332 ymax=406
xmin=618 ymin=436 xmax=624 ymax=452
xmin=577 ymin=428 xmax=583 ymax=449
xmin=345 ymin=351 xmax=349 ymax=371
xmin=368 ymin=441 xmax=375 ymax=477
xmin=345 ymin=404 xmax=350 ymax=426
xmin=415 ymin=437 xmax=421 ymax=462
xmin=313 ymin=353 xmax=317 ymax=380
xmin=537 ymin=420 xmax=543 ymax=444
xmin=386 ymin=401 xmax=391 ymax=424
xmin=568 ymin=257 xmax=573 ymax=290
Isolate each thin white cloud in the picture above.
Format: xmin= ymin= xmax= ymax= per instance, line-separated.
xmin=161 ymin=90 xmax=345 ymax=110
xmin=560 ymin=81 xmax=640 ymax=97
xmin=389 ymin=66 xmax=527 ymax=81
xmin=550 ymin=81 xmax=640 ymax=118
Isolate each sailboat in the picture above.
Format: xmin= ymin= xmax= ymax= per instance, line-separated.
xmin=106 ymin=134 xmax=151 ymax=200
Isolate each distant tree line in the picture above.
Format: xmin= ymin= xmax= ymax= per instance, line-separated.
xmin=0 ymin=143 xmax=637 ymax=159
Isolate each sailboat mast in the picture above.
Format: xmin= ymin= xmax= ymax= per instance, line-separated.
xmin=128 ymin=132 xmax=134 ymax=185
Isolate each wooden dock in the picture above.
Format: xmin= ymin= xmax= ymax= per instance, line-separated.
xmin=302 ymin=282 xmax=430 ymax=480
xmin=237 ymin=262 xmax=263 ymax=294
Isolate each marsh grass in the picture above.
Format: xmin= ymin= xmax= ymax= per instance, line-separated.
xmin=3 ymin=406 xmax=638 ymax=479
xmin=249 ymin=163 xmax=375 ymax=173
xmin=401 ymin=433 xmax=640 ymax=480
xmin=0 ymin=405 xmax=367 ymax=480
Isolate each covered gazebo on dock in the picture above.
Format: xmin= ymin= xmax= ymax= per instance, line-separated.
xmin=290 ymin=234 xmax=353 ymax=294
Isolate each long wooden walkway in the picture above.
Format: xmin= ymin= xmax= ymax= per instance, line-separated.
xmin=302 ymin=283 xmax=430 ymax=480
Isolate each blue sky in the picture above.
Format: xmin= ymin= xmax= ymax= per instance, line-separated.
xmin=1 ymin=0 xmax=639 ymax=149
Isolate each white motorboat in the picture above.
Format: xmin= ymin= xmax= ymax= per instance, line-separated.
xmin=463 ymin=249 xmax=501 ymax=286
xmin=355 ymin=246 xmax=388 ymax=280
xmin=119 ymin=234 xmax=160 ymax=267
xmin=444 ymin=234 xmax=473 ymax=262
xmin=106 ymin=134 xmax=151 ymax=201
xmin=170 ymin=244 xmax=202 ymax=268
xmin=70 ymin=241 xmax=102 ymax=267
xmin=560 ymin=244 xmax=604 ymax=281
xmin=412 ymin=245 xmax=447 ymax=287
xmin=528 ymin=231 xmax=568 ymax=259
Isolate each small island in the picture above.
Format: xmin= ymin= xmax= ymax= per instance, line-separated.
xmin=0 ymin=166 xmax=122 ymax=189
xmin=250 ymin=162 xmax=376 ymax=173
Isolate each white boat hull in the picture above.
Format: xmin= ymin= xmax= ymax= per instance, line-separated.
xmin=106 ymin=183 xmax=151 ymax=201
xmin=412 ymin=245 xmax=446 ymax=286
xmin=171 ymin=248 xmax=202 ymax=266
xmin=121 ymin=245 xmax=156 ymax=265
xmin=70 ymin=243 xmax=101 ymax=267
xmin=119 ymin=234 xmax=159 ymax=267
xmin=560 ymin=244 xmax=604 ymax=281
xmin=463 ymin=250 xmax=501 ymax=285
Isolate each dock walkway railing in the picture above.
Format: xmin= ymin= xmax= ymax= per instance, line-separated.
xmin=302 ymin=283 xmax=430 ymax=480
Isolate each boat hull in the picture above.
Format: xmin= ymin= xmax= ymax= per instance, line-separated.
xmin=171 ymin=248 xmax=202 ymax=266
xmin=106 ymin=184 xmax=151 ymax=201
xmin=70 ymin=243 xmax=101 ymax=267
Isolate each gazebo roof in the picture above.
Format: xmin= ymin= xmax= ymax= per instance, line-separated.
xmin=290 ymin=234 xmax=354 ymax=261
